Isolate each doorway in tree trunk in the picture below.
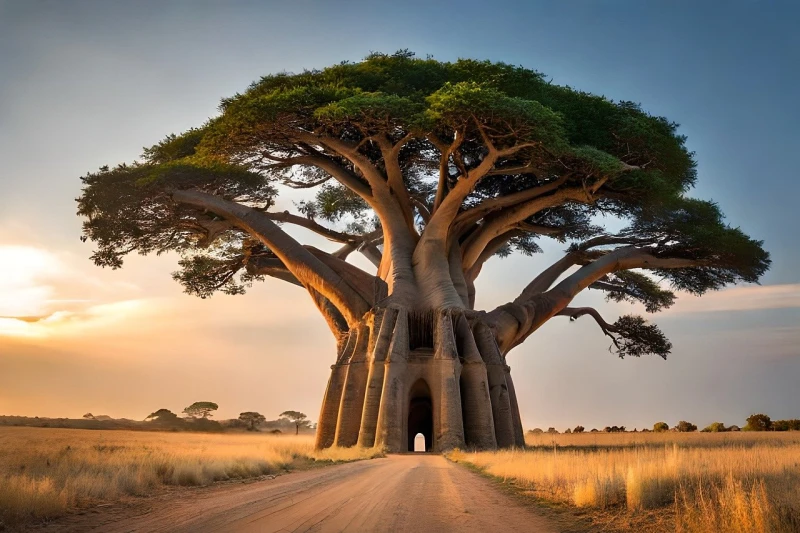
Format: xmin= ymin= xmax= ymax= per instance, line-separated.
xmin=314 ymin=306 xmax=525 ymax=453
xmin=407 ymin=379 xmax=433 ymax=452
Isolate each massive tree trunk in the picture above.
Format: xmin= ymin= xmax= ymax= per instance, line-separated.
xmin=315 ymin=305 xmax=525 ymax=452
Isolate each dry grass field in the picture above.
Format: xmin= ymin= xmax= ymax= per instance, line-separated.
xmin=449 ymin=431 xmax=800 ymax=532
xmin=0 ymin=427 xmax=379 ymax=529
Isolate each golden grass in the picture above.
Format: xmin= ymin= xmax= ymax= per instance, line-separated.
xmin=0 ymin=427 xmax=380 ymax=528
xmin=449 ymin=432 xmax=800 ymax=532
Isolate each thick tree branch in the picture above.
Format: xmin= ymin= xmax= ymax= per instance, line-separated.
xmin=513 ymin=251 xmax=580 ymax=303
xmin=426 ymin=131 xmax=463 ymax=212
xmin=453 ymin=173 xmax=571 ymax=232
xmin=246 ymin=255 xmax=347 ymax=337
xmin=264 ymin=210 xmax=361 ymax=244
xmin=377 ymin=134 xmax=419 ymax=238
xmin=557 ymin=306 xmax=617 ymax=336
xmin=543 ymin=247 xmax=705 ymax=316
xmin=172 ymin=189 xmax=370 ymax=324
xmin=461 ymin=187 xmax=592 ymax=271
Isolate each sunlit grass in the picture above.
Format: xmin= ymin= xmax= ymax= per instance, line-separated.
xmin=0 ymin=427 xmax=381 ymax=527
xmin=448 ymin=432 xmax=800 ymax=532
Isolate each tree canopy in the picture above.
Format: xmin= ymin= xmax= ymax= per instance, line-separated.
xmin=239 ymin=411 xmax=266 ymax=431
xmin=182 ymin=402 xmax=218 ymax=419
xmin=279 ymin=411 xmax=309 ymax=435
xmin=78 ymin=51 xmax=769 ymax=360
xmin=145 ymin=408 xmax=180 ymax=423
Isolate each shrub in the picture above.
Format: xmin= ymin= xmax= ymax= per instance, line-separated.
xmin=676 ymin=421 xmax=698 ymax=432
xmin=744 ymin=414 xmax=771 ymax=431
xmin=772 ymin=419 xmax=800 ymax=431
xmin=573 ymin=426 xmax=585 ymax=433
xmin=653 ymin=422 xmax=669 ymax=433
xmin=702 ymin=422 xmax=728 ymax=432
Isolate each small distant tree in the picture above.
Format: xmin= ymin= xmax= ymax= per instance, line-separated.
xmin=145 ymin=409 xmax=183 ymax=426
xmin=728 ymin=425 xmax=741 ymax=432
xmin=239 ymin=412 xmax=266 ymax=431
xmin=653 ymin=422 xmax=669 ymax=433
xmin=676 ymin=421 xmax=697 ymax=432
xmin=279 ymin=411 xmax=309 ymax=435
xmin=146 ymin=408 xmax=180 ymax=422
xmin=744 ymin=414 xmax=771 ymax=431
xmin=564 ymin=428 xmax=572 ymax=434
xmin=270 ymin=429 xmax=282 ymax=434
xmin=547 ymin=427 xmax=558 ymax=434
xmin=529 ymin=428 xmax=544 ymax=435
xmin=702 ymin=422 xmax=727 ymax=433
xmin=82 ymin=413 xmax=94 ymax=420
xmin=590 ymin=428 xmax=599 ymax=433
xmin=182 ymin=402 xmax=218 ymax=419
xmin=573 ymin=425 xmax=585 ymax=433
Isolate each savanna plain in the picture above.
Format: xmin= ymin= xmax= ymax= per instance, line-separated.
xmin=0 ymin=427 xmax=378 ymax=531
xmin=1 ymin=427 xmax=799 ymax=532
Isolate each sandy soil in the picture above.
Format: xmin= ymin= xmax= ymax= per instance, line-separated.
xmin=40 ymin=454 xmax=563 ymax=532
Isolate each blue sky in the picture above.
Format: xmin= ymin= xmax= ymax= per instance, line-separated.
xmin=0 ymin=1 xmax=798 ymax=429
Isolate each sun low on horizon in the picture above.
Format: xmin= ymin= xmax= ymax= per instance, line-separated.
xmin=0 ymin=244 xmax=153 ymax=338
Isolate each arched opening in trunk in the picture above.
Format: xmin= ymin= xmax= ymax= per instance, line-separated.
xmin=407 ymin=379 xmax=433 ymax=452
xmin=413 ymin=433 xmax=426 ymax=452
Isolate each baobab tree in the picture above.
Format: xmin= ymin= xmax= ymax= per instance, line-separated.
xmin=78 ymin=52 xmax=768 ymax=452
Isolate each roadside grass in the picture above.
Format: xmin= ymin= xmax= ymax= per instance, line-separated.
xmin=448 ymin=432 xmax=800 ymax=533
xmin=0 ymin=427 xmax=381 ymax=529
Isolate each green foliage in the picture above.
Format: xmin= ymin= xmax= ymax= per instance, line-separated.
xmin=744 ymin=414 xmax=772 ymax=431
xmin=772 ymin=419 xmax=800 ymax=431
xmin=610 ymin=315 xmax=672 ymax=359
xmin=183 ymin=402 xmax=219 ymax=419
xmin=701 ymin=422 xmax=728 ymax=432
xmin=568 ymin=145 xmax=625 ymax=175
xmin=238 ymin=412 xmax=266 ymax=431
xmin=297 ymin=183 xmax=369 ymax=222
xmin=595 ymin=271 xmax=676 ymax=313
xmin=573 ymin=425 xmax=585 ymax=433
xmin=676 ymin=421 xmax=698 ymax=432
xmin=630 ymin=198 xmax=770 ymax=294
xmin=76 ymin=51 xmax=768 ymax=305
xmin=653 ymin=422 xmax=670 ymax=433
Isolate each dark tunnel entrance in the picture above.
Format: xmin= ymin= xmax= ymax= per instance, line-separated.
xmin=408 ymin=379 xmax=433 ymax=452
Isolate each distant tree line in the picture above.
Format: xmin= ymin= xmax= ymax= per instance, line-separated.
xmin=0 ymin=405 xmax=315 ymax=434
xmin=144 ymin=402 xmax=312 ymax=434
xmin=525 ymin=413 xmax=800 ymax=435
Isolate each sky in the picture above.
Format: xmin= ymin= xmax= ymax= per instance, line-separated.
xmin=0 ymin=0 xmax=798 ymax=431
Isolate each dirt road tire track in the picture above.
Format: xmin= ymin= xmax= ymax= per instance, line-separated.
xmin=42 ymin=455 xmax=560 ymax=532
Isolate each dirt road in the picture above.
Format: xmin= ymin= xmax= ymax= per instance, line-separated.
xmin=47 ymin=455 xmax=561 ymax=532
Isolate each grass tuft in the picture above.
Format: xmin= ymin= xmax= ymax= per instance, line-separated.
xmin=0 ymin=427 xmax=381 ymax=528
xmin=448 ymin=431 xmax=800 ymax=532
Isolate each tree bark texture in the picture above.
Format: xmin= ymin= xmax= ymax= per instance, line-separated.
xmin=315 ymin=306 xmax=524 ymax=452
